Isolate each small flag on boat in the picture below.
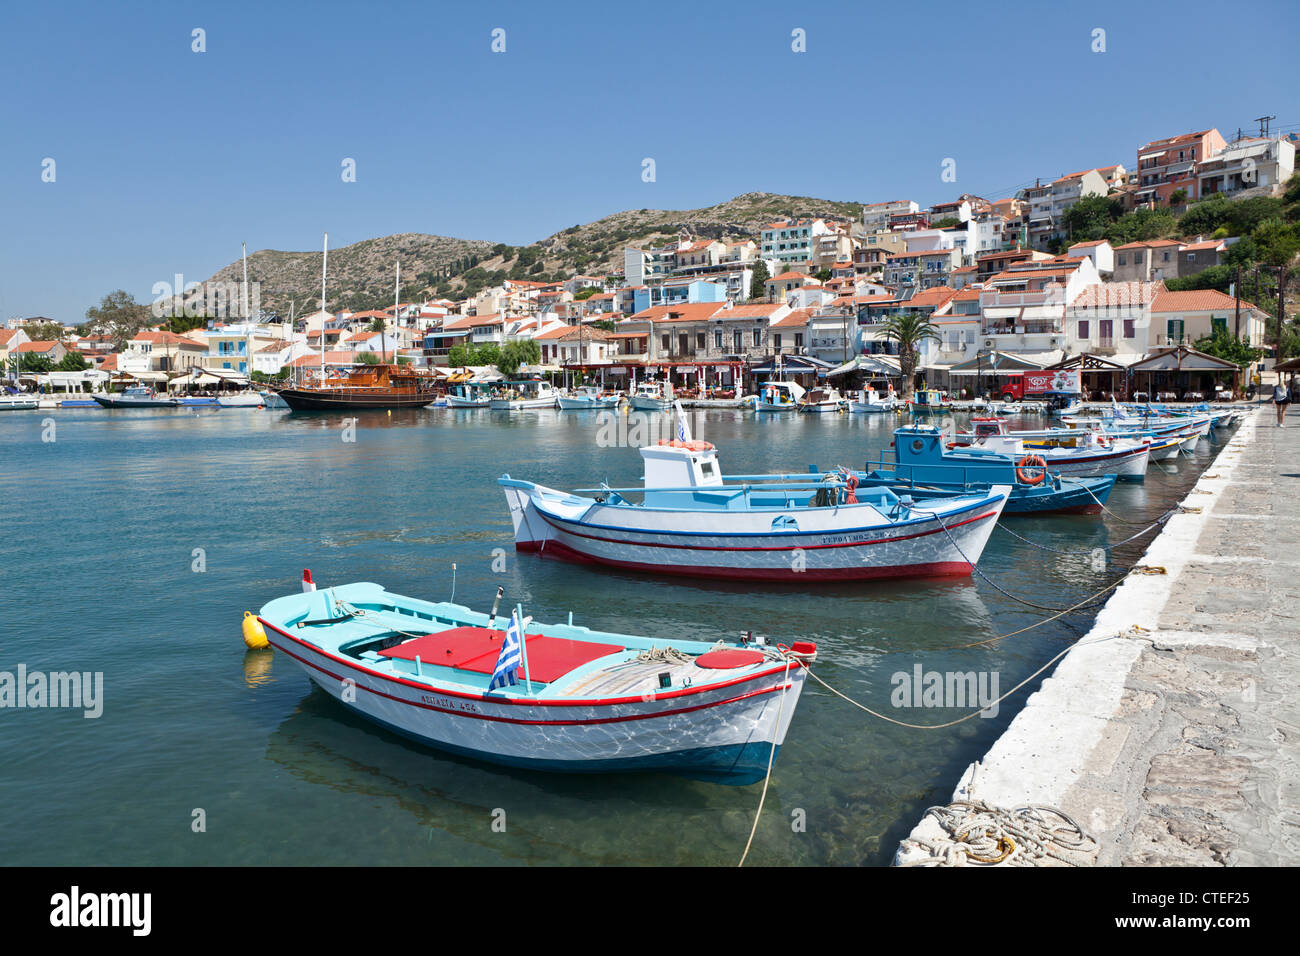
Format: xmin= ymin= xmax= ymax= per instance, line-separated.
xmin=487 ymin=609 xmax=524 ymax=691
xmin=673 ymin=400 xmax=692 ymax=442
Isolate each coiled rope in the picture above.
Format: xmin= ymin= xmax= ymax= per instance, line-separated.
xmin=897 ymin=800 xmax=1098 ymax=867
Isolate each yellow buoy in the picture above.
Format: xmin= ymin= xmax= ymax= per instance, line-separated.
xmin=242 ymin=611 xmax=269 ymax=649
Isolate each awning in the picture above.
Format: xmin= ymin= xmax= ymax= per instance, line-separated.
xmin=946 ymin=350 xmax=1048 ymax=375
xmin=826 ymin=354 xmax=903 ymax=378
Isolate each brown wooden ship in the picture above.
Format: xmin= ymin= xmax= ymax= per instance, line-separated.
xmin=273 ymin=362 xmax=439 ymax=410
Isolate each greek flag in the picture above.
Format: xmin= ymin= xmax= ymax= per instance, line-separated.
xmin=673 ymin=400 xmax=692 ymax=442
xmin=488 ymin=610 xmax=524 ymax=691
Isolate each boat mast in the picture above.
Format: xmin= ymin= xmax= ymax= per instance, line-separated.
xmin=321 ymin=232 xmax=328 ymax=383
xmin=242 ymin=242 xmax=250 ymax=389
xmin=391 ymin=261 xmax=398 ymax=369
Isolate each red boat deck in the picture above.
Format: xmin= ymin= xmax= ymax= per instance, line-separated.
xmin=378 ymin=626 xmax=626 ymax=683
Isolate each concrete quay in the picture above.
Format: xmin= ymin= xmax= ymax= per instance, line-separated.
xmin=896 ymin=405 xmax=1299 ymax=865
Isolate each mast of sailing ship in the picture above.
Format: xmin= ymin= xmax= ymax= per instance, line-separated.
xmin=320 ymin=232 xmax=328 ymax=387
xmin=242 ymin=242 xmax=250 ymax=394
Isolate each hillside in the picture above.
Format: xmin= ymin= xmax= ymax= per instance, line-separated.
xmin=203 ymin=192 xmax=865 ymax=315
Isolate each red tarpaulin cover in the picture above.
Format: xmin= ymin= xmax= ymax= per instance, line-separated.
xmin=379 ymin=627 xmax=625 ymax=683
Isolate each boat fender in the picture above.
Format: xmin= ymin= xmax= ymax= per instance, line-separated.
xmin=242 ymin=611 xmax=269 ymax=649
xmin=779 ymin=641 xmax=818 ymax=664
xmin=1016 ymin=454 xmax=1047 ymax=485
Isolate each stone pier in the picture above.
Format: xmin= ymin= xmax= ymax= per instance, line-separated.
xmin=896 ymin=406 xmax=1299 ymax=865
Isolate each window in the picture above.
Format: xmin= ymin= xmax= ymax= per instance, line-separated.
xmin=1117 ymin=254 xmax=1127 ymax=266
xmin=696 ymin=332 xmax=705 ymax=350
xmin=1077 ymin=319 xmax=1090 ymax=340
xmin=661 ymin=334 xmax=670 ymax=351
xmin=733 ymin=330 xmax=743 ymax=352
xmin=1212 ymin=316 xmax=1228 ymax=336
xmin=714 ymin=330 xmax=723 ymax=349
xmin=752 ymin=328 xmax=762 ymax=347
xmin=1123 ymin=319 xmax=1135 ymax=339
xmin=794 ymin=333 xmax=804 ymax=348
xmin=773 ymin=333 xmax=783 ymax=350
xmin=1167 ymin=319 xmax=1184 ymax=342
xmin=1162 ymin=252 xmax=1170 ymax=262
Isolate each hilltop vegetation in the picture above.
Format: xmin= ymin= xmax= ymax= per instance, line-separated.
xmin=199 ymin=192 xmax=864 ymax=314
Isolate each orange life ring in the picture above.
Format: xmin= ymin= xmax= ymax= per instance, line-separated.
xmin=1016 ymin=454 xmax=1047 ymax=485
xmin=656 ymin=438 xmax=715 ymax=451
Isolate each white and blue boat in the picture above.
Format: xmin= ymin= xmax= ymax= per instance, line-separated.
xmin=754 ymin=380 xmax=803 ymax=412
xmin=556 ymin=385 xmax=622 ymax=410
xmin=256 ymin=574 xmax=813 ymax=784
xmin=853 ymin=425 xmax=1117 ymax=515
xmin=445 ymin=381 xmax=492 ymax=407
xmin=500 ymin=421 xmax=1010 ymax=581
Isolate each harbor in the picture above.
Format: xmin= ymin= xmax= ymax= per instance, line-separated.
xmin=0 ymin=402 xmax=1246 ymax=865
xmin=896 ymin=405 xmax=1298 ymax=865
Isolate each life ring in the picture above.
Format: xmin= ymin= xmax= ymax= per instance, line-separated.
xmin=1016 ymin=454 xmax=1047 ymax=485
xmin=837 ymin=467 xmax=859 ymax=504
xmin=656 ymin=438 xmax=715 ymax=451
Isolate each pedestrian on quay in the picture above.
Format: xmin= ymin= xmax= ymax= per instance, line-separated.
xmin=1273 ymin=378 xmax=1291 ymax=427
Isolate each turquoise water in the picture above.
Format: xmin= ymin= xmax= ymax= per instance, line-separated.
xmin=0 ymin=407 xmax=1220 ymax=865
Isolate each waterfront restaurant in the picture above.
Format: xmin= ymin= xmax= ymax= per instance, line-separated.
xmin=1127 ymin=346 xmax=1243 ymax=401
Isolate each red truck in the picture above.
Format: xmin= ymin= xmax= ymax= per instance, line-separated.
xmin=990 ymin=369 xmax=1081 ymax=402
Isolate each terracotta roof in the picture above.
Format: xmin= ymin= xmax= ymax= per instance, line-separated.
xmin=903 ymin=287 xmax=957 ymax=309
xmin=132 ymin=331 xmax=205 ymax=348
xmin=768 ymin=271 xmax=812 ymax=282
xmin=14 ymin=340 xmax=59 ymax=353
xmin=1068 ymin=240 xmax=1107 ymax=249
xmin=0 ymin=329 xmax=18 ymax=346
xmin=770 ymin=308 xmax=812 ymax=329
xmin=628 ymin=303 xmax=720 ymax=324
xmin=1180 ymin=240 xmax=1225 ymax=252
xmin=1070 ymin=281 xmax=1164 ymax=309
xmin=1150 ymin=289 xmax=1259 ymax=313
xmin=721 ymin=304 xmax=786 ymax=318
xmin=440 ymin=313 xmax=503 ymax=331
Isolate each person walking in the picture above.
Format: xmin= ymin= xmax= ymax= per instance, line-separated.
xmin=1273 ymin=378 xmax=1291 ymax=427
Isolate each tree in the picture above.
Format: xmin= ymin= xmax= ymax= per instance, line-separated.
xmin=56 ymin=351 xmax=91 ymax=372
xmin=814 ymin=268 xmax=832 ymax=282
xmin=877 ymin=312 xmax=939 ymax=399
xmin=20 ymin=320 xmax=66 ymax=341
xmin=81 ymin=290 xmax=152 ymax=350
xmin=1193 ymin=329 xmax=1262 ymax=366
xmin=750 ymin=260 xmax=770 ymax=300
xmin=357 ymin=352 xmax=381 ymax=365
xmin=1061 ymin=195 xmax=1124 ymax=242
xmin=497 ymin=339 xmax=540 ymax=377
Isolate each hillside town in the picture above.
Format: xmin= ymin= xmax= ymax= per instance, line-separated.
xmin=5 ymin=124 xmax=1299 ymax=402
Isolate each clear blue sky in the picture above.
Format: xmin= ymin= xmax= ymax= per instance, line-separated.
xmin=2 ymin=0 xmax=1296 ymax=324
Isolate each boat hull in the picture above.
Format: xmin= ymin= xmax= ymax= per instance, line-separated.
xmin=91 ymin=395 xmax=179 ymax=408
xmin=274 ymin=387 xmax=437 ymax=410
xmin=628 ymin=397 xmax=672 ymax=411
xmin=261 ymin=618 xmax=804 ymax=785
xmin=502 ymin=480 xmax=1009 ymax=581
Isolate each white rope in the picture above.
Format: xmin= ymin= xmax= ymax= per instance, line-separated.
xmin=738 ymin=656 xmax=794 ymax=867
xmin=897 ymin=800 xmax=1098 ymax=867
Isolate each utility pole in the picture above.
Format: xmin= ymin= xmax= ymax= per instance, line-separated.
xmin=1254 ymin=115 xmax=1276 ymax=138
xmin=1234 ymin=264 xmax=1242 ymax=339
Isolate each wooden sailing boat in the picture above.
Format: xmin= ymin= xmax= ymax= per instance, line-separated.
xmin=272 ymin=237 xmax=438 ymax=410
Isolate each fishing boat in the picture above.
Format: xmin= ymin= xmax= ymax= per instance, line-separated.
xmin=754 ymin=380 xmax=803 ymax=412
xmin=216 ymin=391 xmax=266 ymax=408
xmin=855 ymin=425 xmax=1117 ymax=515
xmin=92 ymin=386 xmax=179 ymax=408
xmin=628 ymin=381 xmax=674 ymax=411
xmin=798 ymin=386 xmax=847 ymax=413
xmin=500 ymin=416 xmax=1011 ymax=581
xmin=490 ymin=379 xmax=558 ymax=410
xmin=953 ymin=417 xmax=1150 ymax=481
xmin=256 ymin=575 xmax=811 ymax=784
xmin=259 ymin=390 xmax=289 ymax=409
xmin=446 ymin=381 xmax=493 ymax=407
xmin=556 ymin=385 xmax=622 ymax=410
xmin=848 ymin=386 xmax=898 ymax=414
xmin=686 ymin=389 xmax=754 ymax=409
xmin=908 ymin=388 xmax=951 ymax=417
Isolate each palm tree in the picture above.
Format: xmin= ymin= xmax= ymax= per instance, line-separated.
xmin=878 ymin=311 xmax=940 ymax=400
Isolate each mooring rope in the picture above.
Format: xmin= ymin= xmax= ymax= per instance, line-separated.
xmin=910 ymin=505 xmax=1127 ymax=614
xmin=896 ymin=800 xmax=1098 ymax=867
xmin=738 ymin=656 xmax=794 ymax=868
xmin=994 ymin=513 xmax=1170 ymax=555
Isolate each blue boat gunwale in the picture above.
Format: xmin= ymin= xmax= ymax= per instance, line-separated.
xmin=502 ymin=476 xmax=1006 ymax=539
xmin=259 ymin=583 xmax=798 ymax=709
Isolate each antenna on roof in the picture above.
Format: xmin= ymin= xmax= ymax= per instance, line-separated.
xmin=1254 ymin=115 xmax=1276 ymax=138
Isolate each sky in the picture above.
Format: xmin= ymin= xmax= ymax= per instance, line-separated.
xmin=1 ymin=0 xmax=1297 ymax=324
